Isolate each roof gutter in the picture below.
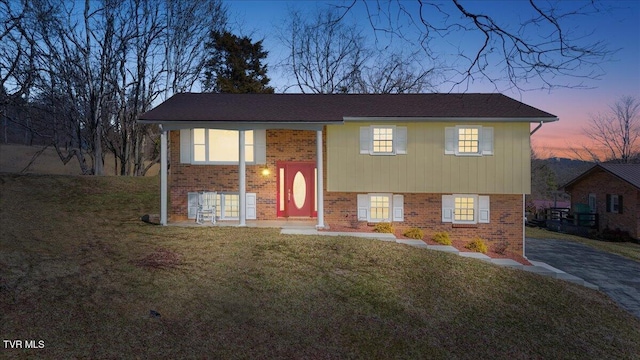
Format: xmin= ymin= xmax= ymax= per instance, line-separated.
xmin=530 ymin=121 xmax=544 ymax=135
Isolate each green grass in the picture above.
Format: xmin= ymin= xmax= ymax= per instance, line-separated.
xmin=2 ymin=174 xmax=640 ymax=358
xmin=526 ymin=226 xmax=640 ymax=262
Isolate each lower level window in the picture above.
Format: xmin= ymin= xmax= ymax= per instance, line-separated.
xmin=370 ymin=195 xmax=390 ymax=221
xmin=357 ymin=193 xmax=403 ymax=222
xmin=454 ymin=196 xmax=475 ymax=222
xmin=442 ymin=194 xmax=489 ymax=224
xmin=217 ymin=193 xmax=240 ymax=219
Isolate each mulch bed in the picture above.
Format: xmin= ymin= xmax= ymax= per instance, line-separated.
xmin=320 ymin=225 xmax=531 ymax=265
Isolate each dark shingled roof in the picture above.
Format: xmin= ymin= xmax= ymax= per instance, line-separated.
xmin=138 ymin=93 xmax=558 ymax=123
xmin=563 ymin=163 xmax=640 ymax=190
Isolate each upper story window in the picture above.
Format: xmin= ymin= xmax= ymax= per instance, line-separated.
xmin=457 ymin=128 xmax=479 ymax=154
xmin=192 ymin=129 xmax=254 ymax=164
xmin=372 ymin=127 xmax=394 ymax=154
xmin=445 ymin=125 xmax=493 ymax=156
xmin=360 ymin=125 xmax=407 ymax=155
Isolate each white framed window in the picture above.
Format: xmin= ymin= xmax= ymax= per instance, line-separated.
xmin=370 ymin=195 xmax=391 ymax=221
xmin=193 ymin=129 xmax=253 ymax=164
xmin=445 ymin=126 xmax=493 ymax=156
xmin=360 ymin=126 xmax=407 ymax=155
xmin=216 ymin=193 xmax=239 ymax=219
xmin=372 ymin=127 xmax=394 ymax=154
xmin=187 ymin=192 xmax=256 ymax=220
xmin=442 ymin=194 xmax=490 ymax=224
xmin=180 ymin=129 xmax=266 ymax=165
xmin=454 ymin=196 xmax=475 ymax=222
xmin=357 ymin=193 xmax=404 ymax=222
xmin=457 ymin=127 xmax=479 ymax=154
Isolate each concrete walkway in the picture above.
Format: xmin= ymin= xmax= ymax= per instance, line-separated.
xmin=526 ymin=237 xmax=640 ymax=319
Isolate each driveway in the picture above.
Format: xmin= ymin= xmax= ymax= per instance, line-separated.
xmin=525 ymin=237 xmax=640 ymax=319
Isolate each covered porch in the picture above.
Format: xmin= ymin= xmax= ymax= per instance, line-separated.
xmin=149 ymin=122 xmax=333 ymax=229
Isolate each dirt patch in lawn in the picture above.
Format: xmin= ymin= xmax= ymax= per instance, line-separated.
xmin=133 ymin=248 xmax=181 ymax=270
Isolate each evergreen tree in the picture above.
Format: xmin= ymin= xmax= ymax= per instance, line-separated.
xmin=203 ymin=31 xmax=274 ymax=93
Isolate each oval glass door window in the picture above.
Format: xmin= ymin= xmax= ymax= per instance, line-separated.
xmin=292 ymin=171 xmax=306 ymax=209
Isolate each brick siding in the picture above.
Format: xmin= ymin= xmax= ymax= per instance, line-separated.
xmin=567 ymin=170 xmax=640 ymax=239
xmin=324 ymin=192 xmax=524 ymax=255
xmin=169 ymin=129 xmax=318 ymax=221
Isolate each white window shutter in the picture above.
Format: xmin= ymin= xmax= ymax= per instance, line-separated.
xmin=254 ymin=129 xmax=267 ymax=164
xmin=442 ymin=195 xmax=454 ymax=222
xmin=357 ymin=194 xmax=369 ymax=221
xmin=481 ymin=127 xmax=493 ymax=155
xmin=478 ymin=196 xmax=490 ymax=223
xmin=360 ymin=127 xmax=371 ymax=154
xmin=246 ymin=193 xmax=257 ymax=220
xmin=395 ymin=127 xmax=407 ymax=154
xmin=180 ymin=129 xmax=191 ymax=163
xmin=444 ymin=127 xmax=455 ymax=155
xmin=392 ymin=194 xmax=404 ymax=222
xmin=187 ymin=192 xmax=199 ymax=219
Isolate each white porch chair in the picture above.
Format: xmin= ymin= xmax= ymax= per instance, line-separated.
xmin=196 ymin=191 xmax=217 ymax=225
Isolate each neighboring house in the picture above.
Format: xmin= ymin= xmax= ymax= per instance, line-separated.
xmin=562 ymin=163 xmax=640 ymax=240
xmin=138 ymin=93 xmax=558 ymax=255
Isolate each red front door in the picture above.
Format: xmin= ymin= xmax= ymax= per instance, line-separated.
xmin=277 ymin=162 xmax=316 ymax=217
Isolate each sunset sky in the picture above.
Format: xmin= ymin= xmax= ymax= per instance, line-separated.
xmin=225 ymin=0 xmax=640 ymax=159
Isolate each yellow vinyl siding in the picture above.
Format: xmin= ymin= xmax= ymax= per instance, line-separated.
xmin=326 ymin=122 xmax=531 ymax=194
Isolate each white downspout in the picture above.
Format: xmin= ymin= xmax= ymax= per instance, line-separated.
xmin=160 ymin=127 xmax=168 ymax=226
xmin=530 ymin=121 xmax=543 ymax=135
xmin=525 ymin=121 xmax=545 ymax=257
xmin=239 ymin=130 xmax=246 ymax=227
xmin=523 ymin=193 xmax=527 ymax=259
xmin=316 ymin=129 xmax=324 ymax=229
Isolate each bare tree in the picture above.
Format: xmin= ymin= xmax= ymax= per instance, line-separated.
xmin=330 ymin=0 xmax=612 ymax=92
xmin=580 ymin=96 xmax=640 ymax=163
xmin=6 ymin=0 xmax=227 ymax=175
xmin=280 ymin=8 xmax=370 ymax=93
xmin=353 ymin=52 xmax=435 ymax=93
xmin=280 ymin=7 xmax=434 ymax=94
xmin=0 ymin=0 xmax=39 ymax=144
xmin=163 ymin=0 xmax=227 ymax=96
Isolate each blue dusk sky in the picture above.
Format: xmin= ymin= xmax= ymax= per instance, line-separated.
xmin=224 ymin=0 xmax=640 ymax=159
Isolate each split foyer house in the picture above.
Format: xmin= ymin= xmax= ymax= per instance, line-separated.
xmin=562 ymin=163 xmax=640 ymax=240
xmin=138 ymin=93 xmax=558 ymax=255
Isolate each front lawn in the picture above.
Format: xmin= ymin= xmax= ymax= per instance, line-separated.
xmin=1 ymin=174 xmax=639 ymax=358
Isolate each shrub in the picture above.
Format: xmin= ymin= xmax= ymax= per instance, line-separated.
xmin=465 ymin=238 xmax=488 ymax=254
xmin=403 ymin=227 xmax=424 ymax=239
xmin=373 ymin=222 xmax=394 ymax=233
xmin=432 ymin=232 xmax=452 ymax=245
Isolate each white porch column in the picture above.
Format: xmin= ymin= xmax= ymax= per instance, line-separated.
xmin=238 ymin=130 xmax=246 ymax=226
xmin=316 ymin=129 xmax=324 ymax=229
xmin=160 ymin=129 xmax=168 ymax=226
